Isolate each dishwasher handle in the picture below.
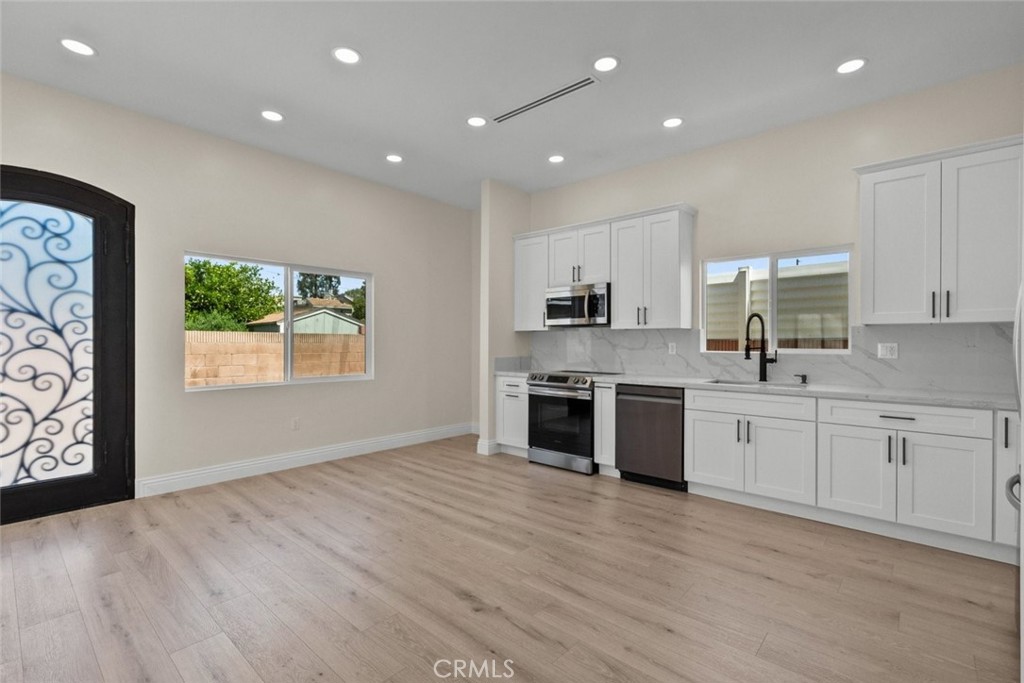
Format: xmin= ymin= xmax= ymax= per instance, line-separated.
xmin=616 ymin=384 xmax=683 ymax=400
xmin=617 ymin=394 xmax=682 ymax=406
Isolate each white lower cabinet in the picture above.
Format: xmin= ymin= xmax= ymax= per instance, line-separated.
xmin=684 ymin=410 xmax=745 ymax=491
xmin=898 ymin=432 xmax=992 ymax=540
xmin=994 ymin=410 xmax=1021 ymax=546
xmin=494 ymin=376 xmax=528 ymax=450
xmin=818 ymin=399 xmax=995 ymax=542
xmin=745 ymin=417 xmax=816 ymax=505
xmin=684 ymin=397 xmax=815 ymax=504
xmin=818 ymin=423 xmax=896 ymax=522
xmin=594 ymin=384 xmax=616 ymax=468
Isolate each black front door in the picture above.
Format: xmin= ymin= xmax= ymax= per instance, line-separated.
xmin=1 ymin=166 xmax=134 ymax=523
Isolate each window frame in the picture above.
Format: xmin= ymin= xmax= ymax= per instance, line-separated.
xmin=184 ymin=251 xmax=374 ymax=391
xmin=701 ymin=244 xmax=852 ymax=356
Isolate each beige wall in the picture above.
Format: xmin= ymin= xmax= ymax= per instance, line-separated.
xmin=477 ymin=180 xmax=531 ymax=445
xmin=1 ymin=75 xmax=474 ymax=479
xmin=529 ymin=64 xmax=1024 ymax=324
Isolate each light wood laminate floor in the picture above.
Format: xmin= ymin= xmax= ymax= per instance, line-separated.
xmin=1 ymin=435 xmax=1019 ymax=682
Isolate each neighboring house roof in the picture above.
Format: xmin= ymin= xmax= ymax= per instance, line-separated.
xmin=306 ymin=297 xmax=353 ymax=311
xmin=246 ymin=307 xmax=364 ymax=328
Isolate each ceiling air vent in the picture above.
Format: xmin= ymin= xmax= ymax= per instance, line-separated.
xmin=494 ymin=77 xmax=596 ymax=123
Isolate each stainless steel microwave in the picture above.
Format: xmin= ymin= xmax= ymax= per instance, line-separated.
xmin=545 ymin=283 xmax=610 ymax=327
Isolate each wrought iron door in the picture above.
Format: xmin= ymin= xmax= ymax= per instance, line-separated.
xmin=1 ymin=166 xmax=134 ymax=523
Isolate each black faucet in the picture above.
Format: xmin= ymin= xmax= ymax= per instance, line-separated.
xmin=744 ymin=313 xmax=777 ymax=382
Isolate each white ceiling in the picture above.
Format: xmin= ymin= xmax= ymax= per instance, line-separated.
xmin=2 ymin=2 xmax=1023 ymax=209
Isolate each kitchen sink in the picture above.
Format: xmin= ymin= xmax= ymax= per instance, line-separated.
xmin=708 ymin=379 xmax=809 ymax=390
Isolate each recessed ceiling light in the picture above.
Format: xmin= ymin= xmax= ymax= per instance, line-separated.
xmin=333 ymin=47 xmax=361 ymax=65
xmin=467 ymin=116 xmax=487 ymax=128
xmin=593 ymin=56 xmax=618 ymax=73
xmin=663 ymin=117 xmax=684 ymax=129
xmin=386 ymin=154 xmax=403 ymax=163
xmin=61 ymin=39 xmax=95 ymax=56
xmin=548 ymin=155 xmax=565 ymax=164
xmin=837 ymin=58 xmax=866 ymax=74
xmin=261 ymin=110 xmax=284 ymax=122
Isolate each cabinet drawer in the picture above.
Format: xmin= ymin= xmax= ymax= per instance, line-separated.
xmin=818 ymin=399 xmax=992 ymax=439
xmin=685 ymin=390 xmax=816 ymax=421
xmin=496 ymin=376 xmax=527 ymax=393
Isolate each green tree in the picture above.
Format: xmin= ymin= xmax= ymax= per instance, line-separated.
xmin=297 ymin=274 xmax=340 ymax=299
xmin=184 ymin=259 xmax=280 ymax=329
xmin=344 ymin=284 xmax=366 ymax=321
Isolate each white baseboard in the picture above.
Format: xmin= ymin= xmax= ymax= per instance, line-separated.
xmin=499 ymin=445 xmax=528 ymax=458
xmin=476 ymin=438 xmax=500 ymax=455
xmin=137 ymin=422 xmax=475 ymax=497
xmin=688 ymin=483 xmax=1019 ymax=565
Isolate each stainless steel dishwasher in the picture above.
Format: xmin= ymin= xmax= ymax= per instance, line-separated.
xmin=615 ymin=384 xmax=685 ymax=490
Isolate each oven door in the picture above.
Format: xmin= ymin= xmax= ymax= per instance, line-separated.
xmin=528 ymin=387 xmax=593 ymax=460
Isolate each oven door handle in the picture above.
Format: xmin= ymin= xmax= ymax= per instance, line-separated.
xmin=527 ymin=387 xmax=593 ymax=400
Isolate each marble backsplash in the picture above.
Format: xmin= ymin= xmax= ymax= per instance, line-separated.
xmin=530 ymin=323 xmax=1016 ymax=396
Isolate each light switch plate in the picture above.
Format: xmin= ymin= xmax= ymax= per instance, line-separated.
xmin=877 ymin=342 xmax=898 ymax=359
xmin=668 ymin=343 xmax=677 ymax=355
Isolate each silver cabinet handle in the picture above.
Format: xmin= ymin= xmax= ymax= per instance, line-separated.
xmin=1006 ymin=474 xmax=1021 ymax=510
xmin=504 ymin=394 xmax=520 ymax=399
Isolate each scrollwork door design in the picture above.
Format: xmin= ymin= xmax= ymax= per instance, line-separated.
xmin=1 ymin=166 xmax=133 ymax=523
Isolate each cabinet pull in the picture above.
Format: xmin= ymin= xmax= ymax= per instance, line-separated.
xmin=736 ymin=419 xmax=741 ymax=443
xmin=1005 ymin=416 xmax=1010 ymax=449
xmin=746 ymin=420 xmax=751 ymax=444
xmin=643 ymin=306 xmax=648 ymax=325
xmin=902 ymin=436 xmax=907 ymax=466
xmin=887 ymin=435 xmax=892 ymax=464
xmin=879 ymin=414 xmax=915 ymax=421
xmin=946 ymin=290 xmax=951 ymax=318
xmin=504 ymin=394 xmax=519 ymax=399
xmin=637 ymin=306 xmax=641 ymax=325
xmin=931 ymin=291 xmax=936 ymax=319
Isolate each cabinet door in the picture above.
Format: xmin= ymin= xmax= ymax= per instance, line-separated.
xmin=860 ymin=162 xmax=941 ymax=324
xmin=643 ymin=211 xmax=682 ymax=329
xmin=498 ymin=392 xmax=528 ymax=449
xmin=994 ymin=410 xmax=1021 ymax=546
xmin=594 ymin=385 xmax=616 ymax=467
xmin=940 ymin=145 xmax=1022 ymax=323
xmin=684 ymin=410 xmax=745 ymax=491
xmin=817 ymin=424 xmax=896 ymax=522
xmin=744 ymin=417 xmax=816 ymax=505
xmin=578 ymin=223 xmax=611 ymax=284
xmin=548 ymin=229 xmax=579 ymax=287
xmin=514 ymin=235 xmax=549 ymax=331
xmin=610 ymin=217 xmax=645 ymax=329
xmin=897 ymin=433 xmax=993 ymax=540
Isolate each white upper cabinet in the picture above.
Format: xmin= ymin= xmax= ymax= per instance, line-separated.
xmin=611 ymin=209 xmax=694 ymax=329
xmin=548 ymin=223 xmax=610 ymax=287
xmin=940 ymin=145 xmax=1023 ymax=323
xmin=860 ymin=162 xmax=941 ymax=324
xmin=514 ymin=234 xmax=549 ymax=331
xmin=859 ymin=140 xmax=1022 ymax=325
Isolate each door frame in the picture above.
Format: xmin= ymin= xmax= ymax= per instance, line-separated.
xmin=1 ymin=165 xmax=134 ymax=523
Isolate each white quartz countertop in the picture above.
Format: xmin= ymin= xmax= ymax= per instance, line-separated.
xmin=496 ymin=371 xmax=1017 ymax=411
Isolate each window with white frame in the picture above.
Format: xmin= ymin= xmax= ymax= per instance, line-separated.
xmin=702 ymin=248 xmax=850 ymax=353
xmin=184 ymin=254 xmax=372 ymax=389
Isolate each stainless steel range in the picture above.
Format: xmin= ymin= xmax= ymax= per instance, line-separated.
xmin=526 ymin=371 xmax=617 ymax=475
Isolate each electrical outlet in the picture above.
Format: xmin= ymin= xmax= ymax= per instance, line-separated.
xmin=877 ymin=343 xmax=899 ymax=360
xmin=291 ymin=417 xmax=300 ymax=431
xmin=668 ymin=342 xmax=677 ymax=355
